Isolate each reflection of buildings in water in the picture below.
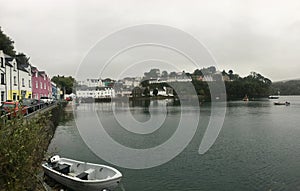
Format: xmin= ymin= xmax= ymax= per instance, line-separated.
xmin=130 ymin=99 xmax=150 ymax=108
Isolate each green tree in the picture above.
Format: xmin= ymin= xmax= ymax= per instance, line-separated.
xmin=228 ymin=70 xmax=233 ymax=80
xmin=193 ymin=69 xmax=203 ymax=76
xmin=161 ymin=70 xmax=168 ymax=78
xmin=0 ymin=27 xmax=16 ymax=56
xmin=15 ymin=53 xmax=30 ymax=65
xmin=143 ymin=87 xmax=150 ymax=97
xmin=51 ymin=75 xmax=75 ymax=94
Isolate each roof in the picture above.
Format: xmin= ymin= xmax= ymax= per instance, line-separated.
xmin=4 ymin=57 xmax=14 ymax=67
xmin=4 ymin=54 xmax=12 ymax=59
xmin=17 ymin=62 xmax=29 ymax=73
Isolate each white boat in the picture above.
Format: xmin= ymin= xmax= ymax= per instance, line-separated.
xmin=269 ymin=95 xmax=279 ymax=99
xmin=42 ymin=155 xmax=122 ymax=191
xmin=274 ymin=101 xmax=290 ymax=106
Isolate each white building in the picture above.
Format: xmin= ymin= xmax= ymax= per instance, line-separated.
xmin=76 ymin=87 xmax=115 ymax=99
xmin=0 ymin=50 xmax=6 ymax=102
xmin=77 ymin=78 xmax=103 ymax=87
xmin=17 ymin=61 xmax=32 ymax=99
xmin=123 ymin=77 xmax=141 ymax=88
xmin=5 ymin=54 xmax=19 ymax=101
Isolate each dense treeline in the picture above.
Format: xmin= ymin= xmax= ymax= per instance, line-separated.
xmin=142 ymin=68 xmax=273 ymax=101
xmin=51 ymin=75 xmax=75 ymax=95
xmin=0 ymin=27 xmax=15 ymax=56
xmin=224 ymin=72 xmax=272 ymax=100
xmin=271 ymin=80 xmax=300 ymax=95
xmin=0 ymin=27 xmax=30 ymax=60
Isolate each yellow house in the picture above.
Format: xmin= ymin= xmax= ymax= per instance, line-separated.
xmin=5 ymin=55 xmax=18 ymax=101
xmin=4 ymin=54 xmax=32 ymax=101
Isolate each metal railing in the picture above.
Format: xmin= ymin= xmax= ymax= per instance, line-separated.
xmin=0 ymin=101 xmax=57 ymax=122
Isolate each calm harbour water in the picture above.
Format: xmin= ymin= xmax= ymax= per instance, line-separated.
xmin=48 ymin=96 xmax=300 ymax=191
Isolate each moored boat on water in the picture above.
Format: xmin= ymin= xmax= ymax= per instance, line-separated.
xmin=42 ymin=155 xmax=122 ymax=191
xmin=243 ymin=95 xmax=249 ymax=101
xmin=274 ymin=101 xmax=290 ymax=106
xmin=269 ymin=95 xmax=279 ymax=99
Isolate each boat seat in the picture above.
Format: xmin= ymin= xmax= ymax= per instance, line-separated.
xmin=85 ymin=168 xmax=95 ymax=174
xmin=76 ymin=168 xmax=95 ymax=180
xmin=53 ymin=164 xmax=70 ymax=174
xmin=76 ymin=172 xmax=88 ymax=180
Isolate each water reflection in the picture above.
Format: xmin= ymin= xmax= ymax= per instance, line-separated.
xmin=48 ymin=96 xmax=300 ymax=191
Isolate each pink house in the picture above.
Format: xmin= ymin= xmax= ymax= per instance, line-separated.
xmin=31 ymin=66 xmax=52 ymax=99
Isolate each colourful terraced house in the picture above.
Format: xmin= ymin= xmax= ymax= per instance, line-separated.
xmin=31 ymin=66 xmax=52 ymax=99
xmin=0 ymin=50 xmax=32 ymax=102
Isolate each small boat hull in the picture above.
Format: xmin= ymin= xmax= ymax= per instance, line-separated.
xmin=42 ymin=157 xmax=122 ymax=191
xmin=274 ymin=102 xmax=290 ymax=106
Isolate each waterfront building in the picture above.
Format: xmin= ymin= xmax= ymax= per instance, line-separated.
xmin=77 ymin=78 xmax=103 ymax=87
xmin=17 ymin=59 xmax=32 ymax=99
xmin=0 ymin=51 xmax=6 ymax=102
xmin=31 ymin=66 xmax=52 ymax=99
xmin=5 ymin=54 xmax=18 ymax=101
xmin=0 ymin=50 xmax=33 ymax=102
xmin=51 ymin=82 xmax=59 ymax=99
xmin=76 ymin=87 xmax=115 ymax=99
xmin=150 ymin=87 xmax=174 ymax=97
xmin=102 ymin=78 xmax=115 ymax=87
xmin=123 ymin=77 xmax=141 ymax=88
xmin=132 ymin=87 xmax=144 ymax=97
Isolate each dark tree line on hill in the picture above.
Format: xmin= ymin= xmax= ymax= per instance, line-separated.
xmin=271 ymin=80 xmax=300 ymax=95
xmin=0 ymin=27 xmax=15 ymax=56
xmin=224 ymin=72 xmax=272 ymax=100
xmin=142 ymin=68 xmax=273 ymax=101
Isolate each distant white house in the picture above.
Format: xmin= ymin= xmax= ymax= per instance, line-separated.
xmin=123 ymin=77 xmax=141 ymax=88
xmin=77 ymin=78 xmax=103 ymax=87
xmin=76 ymin=87 xmax=115 ymax=98
xmin=150 ymin=87 xmax=174 ymax=97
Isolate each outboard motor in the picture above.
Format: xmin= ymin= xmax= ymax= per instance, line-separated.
xmin=48 ymin=155 xmax=60 ymax=166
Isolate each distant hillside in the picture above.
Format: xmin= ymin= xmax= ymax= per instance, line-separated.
xmin=271 ymin=80 xmax=300 ymax=95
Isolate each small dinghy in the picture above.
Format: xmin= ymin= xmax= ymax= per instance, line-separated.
xmin=42 ymin=155 xmax=122 ymax=191
xmin=274 ymin=101 xmax=290 ymax=106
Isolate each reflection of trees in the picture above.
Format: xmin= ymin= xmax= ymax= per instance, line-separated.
xmin=51 ymin=107 xmax=74 ymax=126
xmin=130 ymin=99 xmax=150 ymax=108
xmin=130 ymin=99 xmax=151 ymax=114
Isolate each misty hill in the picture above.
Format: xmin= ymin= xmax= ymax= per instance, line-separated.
xmin=271 ymin=80 xmax=300 ymax=95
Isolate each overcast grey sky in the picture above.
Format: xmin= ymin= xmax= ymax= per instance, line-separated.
xmin=1 ymin=0 xmax=300 ymax=81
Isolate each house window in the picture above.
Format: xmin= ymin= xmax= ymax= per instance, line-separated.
xmin=13 ymin=93 xmax=17 ymax=101
xmin=29 ymin=80 xmax=31 ymax=88
xmin=44 ymin=83 xmax=46 ymax=89
xmin=36 ymin=81 xmax=38 ymax=88
xmin=40 ymin=82 xmax=42 ymax=89
xmin=1 ymin=91 xmax=5 ymax=102
xmin=0 ymin=57 xmax=4 ymax=67
xmin=28 ymin=94 xmax=31 ymax=98
xmin=1 ymin=73 xmax=5 ymax=85
xmin=22 ymin=78 xmax=25 ymax=87
xmin=13 ymin=63 xmax=16 ymax=71
xmin=13 ymin=76 xmax=17 ymax=86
